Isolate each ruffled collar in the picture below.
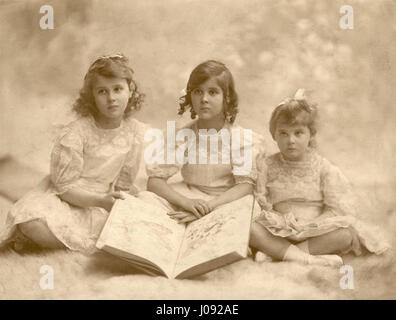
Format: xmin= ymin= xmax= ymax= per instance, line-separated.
xmin=87 ymin=114 xmax=125 ymax=132
xmin=278 ymin=148 xmax=318 ymax=168
xmin=192 ymin=120 xmax=232 ymax=136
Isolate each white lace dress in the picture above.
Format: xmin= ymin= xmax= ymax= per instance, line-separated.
xmin=254 ymin=150 xmax=390 ymax=255
xmin=0 ymin=115 xmax=147 ymax=254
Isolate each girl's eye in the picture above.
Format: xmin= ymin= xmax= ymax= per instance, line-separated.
xmin=297 ymin=129 xmax=308 ymax=136
xmin=192 ymin=88 xmax=202 ymax=95
xmin=98 ymin=89 xmax=106 ymax=94
xmin=114 ymin=87 xmax=123 ymax=92
xmin=209 ymin=89 xmax=217 ymax=95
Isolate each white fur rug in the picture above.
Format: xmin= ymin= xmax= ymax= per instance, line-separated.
xmin=0 ymin=236 xmax=394 ymax=300
xmin=0 ymin=160 xmax=395 ymax=300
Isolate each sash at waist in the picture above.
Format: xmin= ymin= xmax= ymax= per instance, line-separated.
xmin=273 ymin=200 xmax=323 ymax=221
xmin=186 ymin=183 xmax=230 ymax=196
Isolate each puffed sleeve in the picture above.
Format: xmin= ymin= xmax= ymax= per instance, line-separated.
xmin=50 ymin=123 xmax=84 ymax=195
xmin=144 ymin=126 xmax=181 ymax=180
xmin=115 ymin=120 xmax=148 ymax=192
xmin=320 ymin=158 xmax=357 ymax=217
xmin=232 ymin=129 xmax=266 ymax=186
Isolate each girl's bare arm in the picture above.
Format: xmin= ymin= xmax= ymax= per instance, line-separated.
xmin=147 ymin=177 xmax=208 ymax=217
xmin=208 ymin=183 xmax=253 ymax=210
xmin=58 ymin=187 xmax=124 ymax=212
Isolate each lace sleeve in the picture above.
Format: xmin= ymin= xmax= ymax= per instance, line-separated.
xmin=50 ymin=124 xmax=84 ymax=194
xmin=321 ymin=158 xmax=357 ymax=216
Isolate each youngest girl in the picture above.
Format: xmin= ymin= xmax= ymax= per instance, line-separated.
xmin=250 ymin=89 xmax=390 ymax=266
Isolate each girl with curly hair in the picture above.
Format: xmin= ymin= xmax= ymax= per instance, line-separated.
xmin=0 ymin=54 xmax=148 ymax=254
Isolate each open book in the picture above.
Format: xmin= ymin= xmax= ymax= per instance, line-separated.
xmin=96 ymin=194 xmax=254 ymax=279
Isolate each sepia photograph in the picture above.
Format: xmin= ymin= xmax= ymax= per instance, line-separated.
xmin=0 ymin=0 xmax=395 ymax=302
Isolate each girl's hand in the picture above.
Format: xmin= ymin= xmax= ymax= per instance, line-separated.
xmin=100 ymin=191 xmax=126 ymax=212
xmin=207 ymin=198 xmax=217 ymax=212
xmin=128 ymin=185 xmax=140 ymax=196
xmin=179 ymin=198 xmax=211 ymax=218
xmin=167 ymin=211 xmax=199 ymax=224
xmin=254 ymin=193 xmax=272 ymax=210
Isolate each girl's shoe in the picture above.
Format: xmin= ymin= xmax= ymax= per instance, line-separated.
xmin=314 ymin=254 xmax=343 ymax=267
xmin=283 ymin=245 xmax=343 ymax=267
xmin=9 ymin=228 xmax=40 ymax=253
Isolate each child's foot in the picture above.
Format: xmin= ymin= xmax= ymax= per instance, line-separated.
xmin=309 ymin=254 xmax=343 ymax=267
xmin=10 ymin=229 xmax=40 ymax=253
xmin=283 ymin=245 xmax=343 ymax=267
xmin=255 ymin=251 xmax=273 ymax=263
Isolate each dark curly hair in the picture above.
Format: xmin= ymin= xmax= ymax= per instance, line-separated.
xmin=73 ymin=54 xmax=144 ymax=119
xmin=269 ymin=96 xmax=319 ymax=147
xmin=178 ymin=60 xmax=238 ymax=124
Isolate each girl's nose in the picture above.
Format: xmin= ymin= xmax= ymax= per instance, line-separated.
xmin=108 ymin=92 xmax=116 ymax=101
xmin=201 ymin=92 xmax=209 ymax=103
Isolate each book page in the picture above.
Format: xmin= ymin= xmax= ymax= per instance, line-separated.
xmin=96 ymin=195 xmax=186 ymax=277
xmin=173 ymin=197 xmax=254 ymax=277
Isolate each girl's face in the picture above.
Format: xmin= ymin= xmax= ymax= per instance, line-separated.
xmin=190 ymin=77 xmax=224 ymax=122
xmin=274 ymin=121 xmax=312 ymax=161
xmin=92 ymin=75 xmax=132 ymax=123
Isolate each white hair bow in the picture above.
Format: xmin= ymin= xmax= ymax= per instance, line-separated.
xmin=294 ymin=88 xmax=306 ymax=101
xmin=277 ymin=88 xmax=308 ymax=107
xmin=180 ymin=88 xmax=187 ymax=96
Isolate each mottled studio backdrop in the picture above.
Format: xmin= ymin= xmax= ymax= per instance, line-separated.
xmin=1 ymin=0 xmax=395 ymax=214
xmin=1 ymin=0 xmax=396 ymax=300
